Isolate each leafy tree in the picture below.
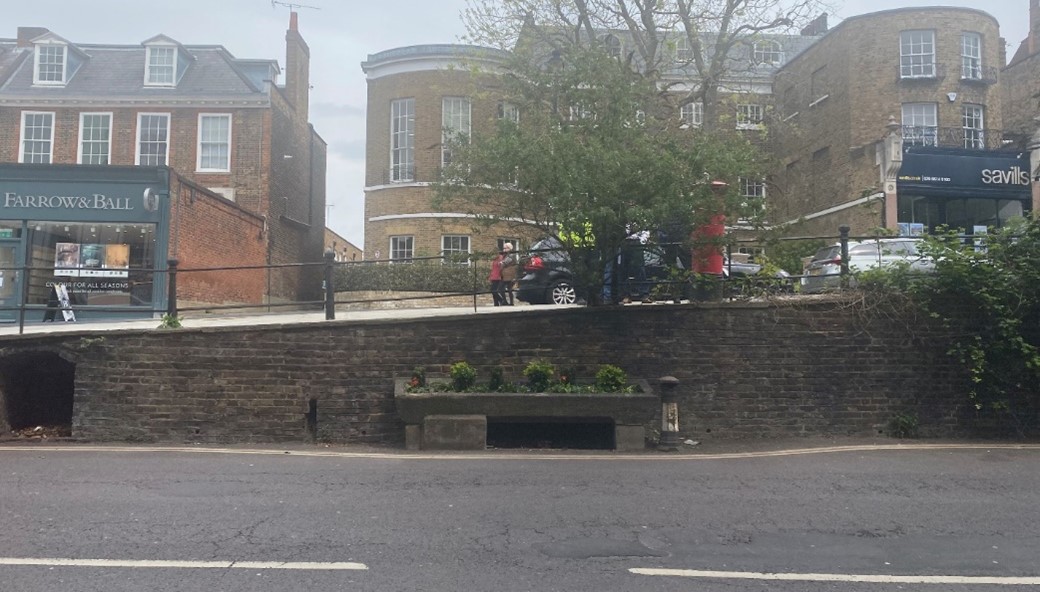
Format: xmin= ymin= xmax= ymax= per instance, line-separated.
xmin=435 ymin=42 xmax=762 ymax=303
xmin=463 ymin=0 xmax=831 ymax=130
xmin=871 ymin=219 xmax=1040 ymax=433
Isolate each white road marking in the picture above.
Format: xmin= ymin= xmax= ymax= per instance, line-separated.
xmin=629 ymin=568 xmax=1040 ymax=585
xmin=1 ymin=443 xmax=1039 ymax=462
xmin=0 ymin=558 xmax=367 ymax=570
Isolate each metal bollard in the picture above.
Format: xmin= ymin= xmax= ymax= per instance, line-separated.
xmin=166 ymin=258 xmax=179 ymax=317
xmin=658 ymin=376 xmax=680 ymax=451
xmin=839 ymin=225 xmax=850 ymax=289
xmin=323 ymin=249 xmax=336 ymax=320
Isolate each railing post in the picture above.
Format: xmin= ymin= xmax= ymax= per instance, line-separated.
xmin=166 ymin=258 xmax=179 ymax=317
xmin=324 ymin=249 xmax=336 ymax=320
xmin=839 ymin=225 xmax=850 ymax=289
xmin=658 ymin=376 xmax=680 ymax=451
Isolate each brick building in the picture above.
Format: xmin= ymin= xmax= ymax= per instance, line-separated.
xmin=361 ymin=45 xmax=536 ymax=262
xmin=774 ymin=6 xmax=1033 ymax=237
xmin=1003 ymin=0 xmax=1040 ymax=216
xmin=0 ymin=13 xmax=326 ymax=321
xmin=364 ymin=5 xmax=1040 ymax=250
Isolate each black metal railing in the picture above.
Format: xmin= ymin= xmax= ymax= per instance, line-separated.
xmin=901 ymin=126 xmax=1015 ymax=151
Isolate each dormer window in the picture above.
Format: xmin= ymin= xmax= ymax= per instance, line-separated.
xmin=142 ymin=36 xmax=190 ymax=87
xmin=753 ymin=40 xmax=783 ymax=65
xmin=34 ymin=43 xmax=67 ymax=85
xmin=146 ymin=46 xmax=176 ymax=86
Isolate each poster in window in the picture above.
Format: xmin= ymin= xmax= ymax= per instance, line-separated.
xmin=54 ymin=242 xmax=80 ymax=276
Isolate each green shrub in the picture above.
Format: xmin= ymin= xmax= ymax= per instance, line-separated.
xmin=488 ymin=367 xmax=505 ymax=392
xmin=523 ymin=360 xmax=555 ymax=392
xmin=335 ymin=260 xmax=479 ymax=293
xmin=888 ymin=412 xmax=920 ymax=439
xmin=449 ymin=361 xmax=477 ymax=392
xmin=594 ymin=364 xmax=628 ymax=392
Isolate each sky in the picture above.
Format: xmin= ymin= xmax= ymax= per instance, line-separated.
xmin=1 ymin=1 xmax=1031 ymax=247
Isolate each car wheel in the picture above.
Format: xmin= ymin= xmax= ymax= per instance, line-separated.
xmin=548 ymin=281 xmax=576 ymax=305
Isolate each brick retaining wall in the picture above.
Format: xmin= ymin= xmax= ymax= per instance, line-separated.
xmin=0 ymin=302 xmax=986 ymax=444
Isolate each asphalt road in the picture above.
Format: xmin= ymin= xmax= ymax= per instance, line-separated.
xmin=1 ymin=443 xmax=1039 ymax=591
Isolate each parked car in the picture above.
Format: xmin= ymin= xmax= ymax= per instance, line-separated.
xmin=801 ymin=238 xmax=934 ymax=293
xmin=515 ymin=237 xmax=788 ymax=304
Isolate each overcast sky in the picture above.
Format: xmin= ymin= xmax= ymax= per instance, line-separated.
xmin=2 ymin=1 xmax=1030 ymax=247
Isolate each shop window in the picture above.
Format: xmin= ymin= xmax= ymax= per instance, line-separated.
xmin=27 ymin=222 xmax=158 ymax=316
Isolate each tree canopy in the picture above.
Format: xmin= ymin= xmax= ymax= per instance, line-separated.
xmin=434 ymin=41 xmax=764 ymax=302
xmin=463 ymin=0 xmax=832 ymax=129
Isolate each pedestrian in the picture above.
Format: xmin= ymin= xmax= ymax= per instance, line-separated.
xmin=500 ymin=243 xmax=518 ymax=306
xmin=488 ymin=249 xmax=505 ymax=306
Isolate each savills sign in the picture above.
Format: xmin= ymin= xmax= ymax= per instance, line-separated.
xmin=3 ymin=192 xmax=134 ymax=210
xmin=899 ymin=149 xmax=1033 ymax=196
xmin=981 ymin=166 xmax=1030 ymax=186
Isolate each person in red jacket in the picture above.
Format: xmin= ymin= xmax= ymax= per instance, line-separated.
xmin=488 ymin=250 xmax=505 ymax=306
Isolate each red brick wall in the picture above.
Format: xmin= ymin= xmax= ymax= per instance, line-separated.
xmin=168 ymin=176 xmax=267 ymax=305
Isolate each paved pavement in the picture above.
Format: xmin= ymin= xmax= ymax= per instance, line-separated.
xmin=0 ymin=303 xmax=577 ymax=336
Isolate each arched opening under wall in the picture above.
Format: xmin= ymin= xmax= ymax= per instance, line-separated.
xmin=0 ymin=351 xmax=75 ymax=437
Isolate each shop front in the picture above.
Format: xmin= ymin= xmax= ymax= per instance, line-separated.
xmin=896 ymin=147 xmax=1032 ymax=235
xmin=0 ymin=164 xmax=171 ymax=324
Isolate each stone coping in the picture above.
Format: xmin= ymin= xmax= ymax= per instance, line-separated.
xmin=393 ymin=378 xmax=657 ymax=425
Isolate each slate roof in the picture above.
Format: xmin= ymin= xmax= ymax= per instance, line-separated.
xmin=0 ymin=35 xmax=280 ymax=105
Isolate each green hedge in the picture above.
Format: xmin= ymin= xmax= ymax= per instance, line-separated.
xmin=335 ymin=261 xmax=485 ymax=293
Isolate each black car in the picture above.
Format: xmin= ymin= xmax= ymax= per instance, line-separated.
xmin=516 ymin=237 xmax=792 ymax=304
xmin=515 ymin=237 xmax=684 ymax=305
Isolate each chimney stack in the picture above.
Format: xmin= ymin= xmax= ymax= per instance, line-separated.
xmin=1030 ymin=0 xmax=1040 ymax=56
xmin=284 ymin=11 xmax=310 ymax=123
xmin=17 ymin=27 xmax=49 ymax=48
xmin=800 ymin=13 xmax=828 ymax=37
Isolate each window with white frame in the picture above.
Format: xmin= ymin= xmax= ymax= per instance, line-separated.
xmin=390 ymin=98 xmax=414 ymax=182
xmin=78 ymin=113 xmax=111 ymax=165
xmin=34 ymin=44 xmax=67 ymax=85
xmin=441 ymin=235 xmax=471 ymax=265
xmin=137 ymin=113 xmax=170 ymax=166
xmin=390 ymin=236 xmax=414 ymax=262
xmin=146 ymin=46 xmax=176 ymax=86
xmin=19 ymin=111 xmax=54 ymax=163
xmin=441 ymin=97 xmax=471 ymax=168
xmin=739 ymin=177 xmax=766 ymax=221
xmin=962 ymin=104 xmax=985 ymax=149
xmin=901 ymin=103 xmax=938 ymax=146
xmin=498 ymin=101 xmax=520 ymax=124
xmin=900 ymin=30 xmax=935 ymax=78
xmin=736 ymin=104 xmax=763 ymax=129
xmin=740 ymin=177 xmax=766 ymax=199
xmin=603 ymin=34 xmax=622 ymax=59
xmin=680 ymin=101 xmax=703 ymax=127
xmin=674 ymin=35 xmax=691 ymax=61
xmin=753 ymin=40 xmax=783 ymax=65
xmin=197 ymin=114 xmax=231 ymax=172
xmin=961 ymin=32 xmax=982 ymax=80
